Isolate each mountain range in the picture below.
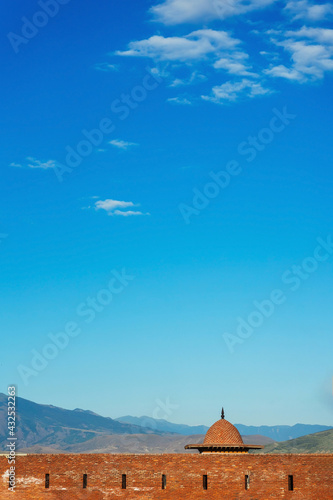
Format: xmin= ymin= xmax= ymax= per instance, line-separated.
xmin=0 ymin=392 xmax=156 ymax=451
xmin=0 ymin=393 xmax=331 ymax=454
xmin=116 ymin=415 xmax=332 ymax=441
xmin=115 ymin=415 xmax=209 ymax=435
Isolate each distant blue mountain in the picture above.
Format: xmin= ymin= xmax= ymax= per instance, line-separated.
xmin=115 ymin=416 xmax=209 ymax=436
xmin=116 ymin=416 xmax=332 ymax=442
xmin=234 ymin=423 xmax=332 ymax=442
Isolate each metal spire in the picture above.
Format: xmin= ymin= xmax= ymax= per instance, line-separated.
xmin=221 ymin=407 xmax=225 ymax=419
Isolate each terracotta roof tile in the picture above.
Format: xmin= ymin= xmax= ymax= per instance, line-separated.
xmin=203 ymin=419 xmax=244 ymax=445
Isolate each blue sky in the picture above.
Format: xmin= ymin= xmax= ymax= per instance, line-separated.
xmin=1 ymin=0 xmax=333 ymax=427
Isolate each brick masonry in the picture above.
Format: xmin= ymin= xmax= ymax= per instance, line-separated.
xmin=1 ymin=453 xmax=333 ymax=499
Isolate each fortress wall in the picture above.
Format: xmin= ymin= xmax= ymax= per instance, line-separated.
xmin=0 ymin=453 xmax=332 ymax=499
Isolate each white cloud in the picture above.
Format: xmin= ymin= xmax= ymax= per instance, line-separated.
xmin=113 ymin=210 xmax=146 ymax=217
xmin=202 ymin=79 xmax=271 ymax=103
xmin=95 ymin=200 xmax=135 ymax=211
xmin=284 ymin=41 xmax=333 ymax=79
xmin=109 ymin=139 xmax=138 ymax=150
xmin=116 ymin=29 xmax=240 ymax=61
xmin=213 ymin=53 xmax=257 ymax=76
xmin=113 ymin=2 xmax=333 ymax=106
xmin=167 ymin=96 xmax=193 ymax=104
xmin=285 ymin=1 xmax=333 ymax=22
xmin=169 ymin=71 xmax=207 ymax=87
xmin=267 ymin=27 xmax=333 ymax=81
xmin=116 ymin=29 xmax=254 ymax=76
xmin=10 ymin=157 xmax=59 ymax=170
xmin=259 ymin=50 xmax=280 ymax=61
xmin=264 ymin=64 xmax=303 ymax=80
xmin=94 ymin=199 xmax=148 ymax=217
xmin=150 ymin=0 xmax=276 ymax=25
xmin=289 ymin=27 xmax=333 ymax=44
xmin=94 ymin=62 xmax=119 ymax=72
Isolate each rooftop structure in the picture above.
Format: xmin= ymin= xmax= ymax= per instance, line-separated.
xmin=185 ymin=408 xmax=263 ymax=453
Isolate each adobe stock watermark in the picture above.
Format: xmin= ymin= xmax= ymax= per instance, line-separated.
xmin=223 ymin=236 xmax=333 ymax=353
xmin=152 ymin=397 xmax=179 ymax=421
xmin=178 ymin=106 xmax=296 ymax=224
xmin=52 ymin=67 xmax=163 ymax=182
xmin=17 ymin=268 xmax=134 ymax=385
xmin=7 ymin=0 xmax=71 ymax=54
xmin=138 ymin=398 xmax=180 ymax=433
xmin=128 ymin=397 xmax=179 ymax=452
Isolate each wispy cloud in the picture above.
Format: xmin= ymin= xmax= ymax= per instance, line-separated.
xmin=264 ymin=64 xmax=303 ymax=80
xmin=169 ymin=71 xmax=207 ymax=87
xmin=94 ymin=199 xmax=149 ymax=217
xmin=289 ymin=26 xmax=333 ymax=45
xmin=116 ymin=29 xmax=254 ymax=80
xmin=109 ymin=139 xmax=139 ymax=150
xmin=285 ymin=0 xmax=333 ymax=22
xmin=167 ymin=96 xmax=193 ymax=105
xmin=94 ymin=62 xmax=119 ymax=72
xmin=266 ymin=27 xmax=333 ymax=81
xmin=113 ymin=0 xmax=333 ymax=105
xmin=202 ymin=79 xmax=271 ymax=103
xmin=213 ymin=54 xmax=257 ymax=77
xmin=96 ymin=200 xmax=135 ymax=211
xmin=116 ymin=29 xmax=243 ymax=62
xmin=112 ymin=210 xmax=146 ymax=217
xmin=150 ymin=0 xmax=276 ymax=24
xmin=10 ymin=157 xmax=59 ymax=170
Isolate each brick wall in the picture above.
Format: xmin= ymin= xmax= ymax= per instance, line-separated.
xmin=0 ymin=453 xmax=332 ymax=499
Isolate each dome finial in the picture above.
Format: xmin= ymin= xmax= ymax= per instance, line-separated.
xmin=221 ymin=407 xmax=225 ymax=419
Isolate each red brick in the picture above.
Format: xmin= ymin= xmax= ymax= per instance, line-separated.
xmin=1 ymin=453 xmax=333 ymax=499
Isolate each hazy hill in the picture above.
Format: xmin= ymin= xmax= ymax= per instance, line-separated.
xmin=260 ymin=429 xmax=333 ymax=454
xmin=116 ymin=415 xmax=209 ymax=435
xmin=235 ymin=423 xmax=332 ymax=442
xmin=0 ymin=393 xmax=158 ymax=450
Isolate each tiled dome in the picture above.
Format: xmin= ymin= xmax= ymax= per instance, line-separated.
xmin=185 ymin=409 xmax=263 ymax=453
xmin=203 ymin=418 xmax=243 ymax=445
